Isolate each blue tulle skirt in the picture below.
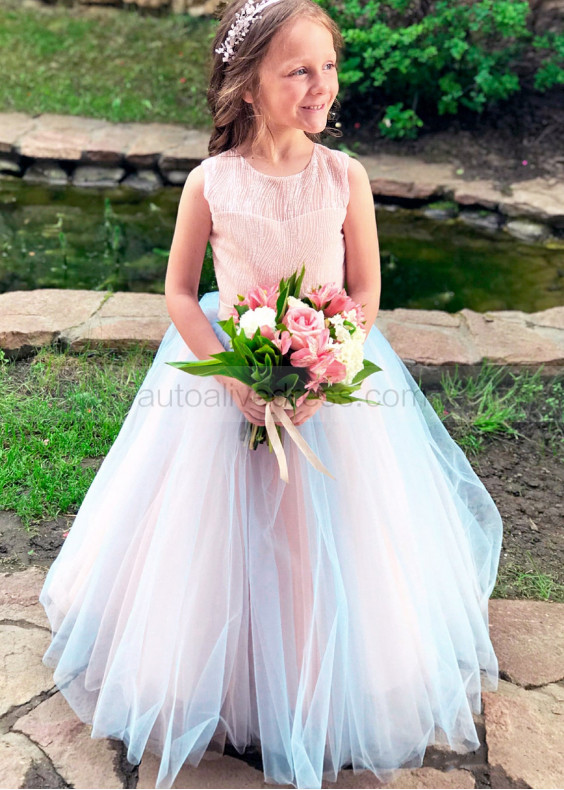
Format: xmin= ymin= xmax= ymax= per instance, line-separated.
xmin=39 ymin=291 xmax=502 ymax=789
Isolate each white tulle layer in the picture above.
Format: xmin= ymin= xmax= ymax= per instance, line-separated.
xmin=39 ymin=291 xmax=502 ymax=789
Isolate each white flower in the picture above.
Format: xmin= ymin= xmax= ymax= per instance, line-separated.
xmin=287 ymin=296 xmax=309 ymax=309
xmin=333 ymin=328 xmax=366 ymax=385
xmin=237 ymin=306 xmax=277 ymax=337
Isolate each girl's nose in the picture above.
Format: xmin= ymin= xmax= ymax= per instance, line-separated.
xmin=311 ymin=70 xmax=332 ymax=94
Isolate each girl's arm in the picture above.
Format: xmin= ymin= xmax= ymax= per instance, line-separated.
xmin=164 ymin=165 xmax=226 ymax=359
xmin=342 ymin=157 xmax=381 ymax=333
xmin=165 ymin=164 xmax=267 ymax=426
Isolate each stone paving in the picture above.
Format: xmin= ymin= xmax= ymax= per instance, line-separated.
xmin=0 ymin=567 xmax=562 ymax=789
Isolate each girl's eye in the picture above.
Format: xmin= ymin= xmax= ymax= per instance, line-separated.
xmin=291 ymin=63 xmax=337 ymax=76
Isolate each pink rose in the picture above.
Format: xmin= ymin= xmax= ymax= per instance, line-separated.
xmin=282 ymin=306 xmax=326 ymax=350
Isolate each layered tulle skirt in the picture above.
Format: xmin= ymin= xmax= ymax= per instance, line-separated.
xmin=39 ymin=291 xmax=503 ymax=789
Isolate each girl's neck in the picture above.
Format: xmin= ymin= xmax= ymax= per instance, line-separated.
xmin=237 ymin=133 xmax=314 ymax=167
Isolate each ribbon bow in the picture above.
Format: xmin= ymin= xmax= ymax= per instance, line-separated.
xmin=253 ymin=394 xmax=334 ymax=484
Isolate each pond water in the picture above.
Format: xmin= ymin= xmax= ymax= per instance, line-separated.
xmin=1 ymin=180 xmax=563 ymax=313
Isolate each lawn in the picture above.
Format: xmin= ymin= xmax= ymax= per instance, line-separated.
xmin=0 ymin=1 xmax=217 ymax=127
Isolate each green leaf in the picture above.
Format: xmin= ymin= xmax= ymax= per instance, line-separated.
xmin=276 ymin=282 xmax=289 ymax=322
xmin=217 ymin=316 xmax=238 ymax=340
xmin=292 ymin=264 xmax=307 ymax=297
xmin=351 ymin=359 xmax=382 ymax=385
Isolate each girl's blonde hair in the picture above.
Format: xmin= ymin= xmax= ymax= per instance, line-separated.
xmin=207 ymin=0 xmax=343 ymax=156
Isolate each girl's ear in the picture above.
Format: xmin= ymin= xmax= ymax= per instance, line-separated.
xmin=243 ymin=89 xmax=254 ymax=104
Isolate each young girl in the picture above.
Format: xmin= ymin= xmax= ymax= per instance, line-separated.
xmin=39 ymin=0 xmax=503 ymax=788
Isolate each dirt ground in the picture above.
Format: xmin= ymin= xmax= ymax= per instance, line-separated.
xmin=444 ymin=401 xmax=564 ymax=597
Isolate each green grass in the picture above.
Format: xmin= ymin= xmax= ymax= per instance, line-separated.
xmin=493 ymin=553 xmax=563 ymax=602
xmin=0 ymin=3 xmax=217 ymax=126
xmin=427 ymin=361 xmax=564 ymax=460
xmin=0 ymin=344 xmax=155 ymax=526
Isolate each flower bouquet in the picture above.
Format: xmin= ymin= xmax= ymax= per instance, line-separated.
xmin=167 ymin=266 xmax=381 ymax=482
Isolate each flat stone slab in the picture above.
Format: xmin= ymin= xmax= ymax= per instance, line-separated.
xmin=0 ymin=731 xmax=59 ymax=790
xmin=0 ymin=624 xmax=54 ymax=717
xmin=138 ymin=750 xmax=476 ymax=789
xmin=0 ymin=566 xmax=50 ymax=629
xmin=17 ymin=113 xmax=109 ymax=161
xmin=361 ymin=152 xmax=564 ymax=222
xmin=0 ymin=289 xmax=107 ymax=352
xmin=0 ymin=112 xmax=209 ymax=167
xmin=483 ymin=678 xmax=564 ymax=789
xmin=489 ymin=599 xmax=564 ymax=687
xmin=14 ymin=691 xmax=125 ymax=789
xmin=2 ymin=289 xmax=564 ymax=370
xmin=60 ymin=291 xmax=172 ymax=351
xmin=460 ymin=308 xmax=564 ymax=365
xmin=0 ymin=113 xmax=38 ymax=154
xmin=138 ymin=750 xmax=267 ymax=789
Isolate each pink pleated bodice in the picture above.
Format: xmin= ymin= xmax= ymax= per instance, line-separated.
xmin=201 ymin=143 xmax=351 ymax=319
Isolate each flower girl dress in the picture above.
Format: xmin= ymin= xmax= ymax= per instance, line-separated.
xmin=40 ymin=143 xmax=503 ymax=790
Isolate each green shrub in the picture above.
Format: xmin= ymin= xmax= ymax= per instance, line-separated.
xmin=319 ymin=0 xmax=564 ymax=138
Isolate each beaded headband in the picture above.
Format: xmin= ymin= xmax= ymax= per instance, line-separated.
xmin=215 ymin=0 xmax=284 ymax=63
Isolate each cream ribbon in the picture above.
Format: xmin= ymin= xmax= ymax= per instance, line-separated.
xmin=254 ymin=395 xmax=335 ymax=484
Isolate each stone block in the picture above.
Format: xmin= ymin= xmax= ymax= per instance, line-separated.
xmin=460 ymin=308 xmax=564 ymax=364
xmin=489 ymin=599 xmax=564 ymax=687
xmin=483 ymin=679 xmax=564 ymax=789
xmin=18 ymin=114 xmax=107 ymax=161
xmin=0 ymin=289 xmax=108 ymax=352
xmin=0 ymin=625 xmax=54 ymax=716
xmin=0 ymin=566 xmax=48 ymax=629
xmin=15 ymin=692 xmax=124 ymax=789
xmin=383 ymin=321 xmax=478 ymax=365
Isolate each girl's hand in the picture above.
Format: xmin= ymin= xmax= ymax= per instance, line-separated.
xmin=216 ymin=376 xmax=323 ymax=428
xmin=285 ymin=397 xmax=323 ymax=427
xmin=217 ymin=376 xmax=267 ymax=426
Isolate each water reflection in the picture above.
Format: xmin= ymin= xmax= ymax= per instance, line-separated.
xmin=0 ymin=180 xmax=562 ymax=313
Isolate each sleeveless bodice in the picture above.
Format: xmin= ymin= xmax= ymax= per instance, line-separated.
xmin=201 ymin=143 xmax=351 ymax=319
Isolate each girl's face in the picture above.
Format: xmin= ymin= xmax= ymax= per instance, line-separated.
xmin=245 ymin=17 xmax=339 ymax=138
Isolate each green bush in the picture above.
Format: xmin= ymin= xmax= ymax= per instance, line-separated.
xmin=319 ymin=0 xmax=564 ymax=138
